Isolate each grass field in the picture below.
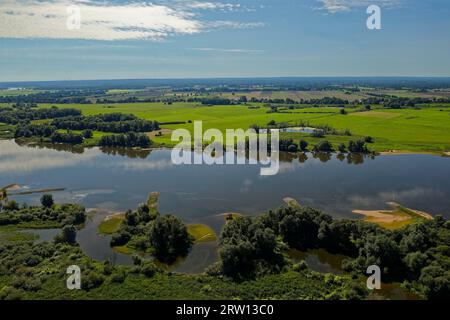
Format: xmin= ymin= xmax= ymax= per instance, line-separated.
xmin=98 ymin=213 xmax=125 ymax=235
xmin=187 ymin=224 xmax=217 ymax=243
xmin=31 ymin=102 xmax=450 ymax=153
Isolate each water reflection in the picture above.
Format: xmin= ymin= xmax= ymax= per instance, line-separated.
xmin=2 ymin=139 xmax=449 ymax=220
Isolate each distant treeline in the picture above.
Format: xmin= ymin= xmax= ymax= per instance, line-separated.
xmin=0 ymin=105 xmax=81 ymax=125
xmin=51 ymin=113 xmax=160 ymax=133
xmin=0 ymin=90 xmax=105 ymax=104
xmin=99 ymin=132 xmax=152 ymax=148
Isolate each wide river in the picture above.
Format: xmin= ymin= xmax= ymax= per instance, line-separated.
xmin=1 ymin=139 xmax=450 ymax=279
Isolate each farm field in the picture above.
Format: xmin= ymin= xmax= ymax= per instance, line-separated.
xmin=34 ymin=102 xmax=450 ymax=153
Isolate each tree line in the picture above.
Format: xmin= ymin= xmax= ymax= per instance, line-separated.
xmin=99 ymin=132 xmax=152 ymax=148
xmin=51 ymin=113 xmax=160 ymax=133
xmin=0 ymin=105 xmax=81 ymax=125
xmin=278 ymin=138 xmax=371 ymax=154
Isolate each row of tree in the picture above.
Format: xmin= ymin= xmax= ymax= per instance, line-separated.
xmin=99 ymin=132 xmax=152 ymax=148
xmin=0 ymin=106 xmax=81 ymax=125
xmin=51 ymin=113 xmax=160 ymax=133
xmin=278 ymin=139 xmax=370 ymax=154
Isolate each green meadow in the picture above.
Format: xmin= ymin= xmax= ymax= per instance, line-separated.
xmin=29 ymin=102 xmax=450 ymax=153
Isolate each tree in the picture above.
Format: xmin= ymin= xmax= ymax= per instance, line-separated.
xmin=148 ymin=215 xmax=193 ymax=263
xmin=299 ymin=139 xmax=308 ymax=152
xmin=287 ymin=144 xmax=298 ymax=153
xmin=125 ymin=210 xmax=138 ymax=226
xmin=340 ymin=109 xmax=348 ymax=115
xmin=313 ymin=141 xmax=334 ymax=153
xmin=219 ymin=216 xmax=286 ymax=279
xmin=54 ymin=225 xmax=77 ymax=244
xmin=338 ymin=143 xmax=347 ymax=153
xmin=82 ymin=129 xmax=93 ymax=139
xmin=40 ymin=194 xmax=54 ymax=208
xmin=348 ymin=140 xmax=368 ymax=153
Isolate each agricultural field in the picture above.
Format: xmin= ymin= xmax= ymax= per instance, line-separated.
xmin=33 ymin=102 xmax=450 ymax=153
xmin=219 ymin=90 xmax=370 ymax=102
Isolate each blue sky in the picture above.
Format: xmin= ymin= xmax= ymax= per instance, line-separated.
xmin=0 ymin=0 xmax=449 ymax=81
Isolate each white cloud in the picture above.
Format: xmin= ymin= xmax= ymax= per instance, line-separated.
xmin=0 ymin=140 xmax=99 ymax=174
xmin=317 ymin=0 xmax=404 ymax=13
xmin=0 ymin=0 xmax=263 ymax=41
xmin=115 ymin=159 xmax=174 ymax=171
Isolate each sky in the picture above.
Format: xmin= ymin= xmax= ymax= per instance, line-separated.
xmin=0 ymin=0 xmax=449 ymax=82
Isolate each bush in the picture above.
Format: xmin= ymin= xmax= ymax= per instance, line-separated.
xmin=348 ymin=140 xmax=368 ymax=153
xmin=82 ymin=271 xmax=105 ymax=290
xmin=54 ymin=225 xmax=77 ymax=244
xmin=110 ymin=230 xmax=131 ymax=247
xmin=293 ymin=261 xmax=308 ymax=272
xmin=0 ymin=286 xmax=23 ymax=300
xmin=40 ymin=194 xmax=54 ymax=208
xmin=140 ymin=261 xmax=159 ymax=277
xmin=3 ymin=200 xmax=19 ymax=211
xmin=299 ymin=139 xmax=308 ymax=151
xmin=313 ymin=141 xmax=334 ymax=153
xmin=82 ymin=129 xmax=93 ymax=139
xmin=311 ymin=130 xmax=324 ymax=138
xmin=111 ymin=270 xmax=127 ymax=283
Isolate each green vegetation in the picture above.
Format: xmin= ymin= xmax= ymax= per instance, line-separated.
xmin=0 ymin=196 xmax=86 ymax=229
xmin=107 ymin=193 xmax=193 ymax=263
xmin=1 ymin=86 xmax=450 ymax=153
xmin=22 ymin=101 xmax=448 ymax=153
xmin=98 ymin=214 xmax=125 ymax=235
xmin=1 ymin=193 xmax=448 ymax=300
xmin=149 ymin=215 xmax=193 ymax=263
xmin=187 ymin=224 xmax=217 ymax=243
xmin=214 ymin=205 xmax=449 ymax=299
xmin=0 ymin=238 xmax=367 ymax=300
xmin=99 ymin=132 xmax=151 ymax=148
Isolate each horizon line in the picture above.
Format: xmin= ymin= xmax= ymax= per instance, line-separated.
xmin=2 ymin=75 xmax=450 ymax=85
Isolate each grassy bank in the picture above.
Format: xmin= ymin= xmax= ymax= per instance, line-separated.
xmin=187 ymin=224 xmax=217 ymax=243
xmin=98 ymin=214 xmax=125 ymax=235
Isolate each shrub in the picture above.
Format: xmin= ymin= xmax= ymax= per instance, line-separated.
xmin=82 ymin=271 xmax=105 ymax=290
xmin=54 ymin=225 xmax=77 ymax=245
xmin=313 ymin=141 xmax=334 ymax=153
xmin=40 ymin=194 xmax=54 ymax=208
xmin=140 ymin=261 xmax=159 ymax=277
xmin=299 ymin=139 xmax=308 ymax=151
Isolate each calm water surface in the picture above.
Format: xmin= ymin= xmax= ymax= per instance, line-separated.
xmin=1 ymin=140 xmax=449 ymax=281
